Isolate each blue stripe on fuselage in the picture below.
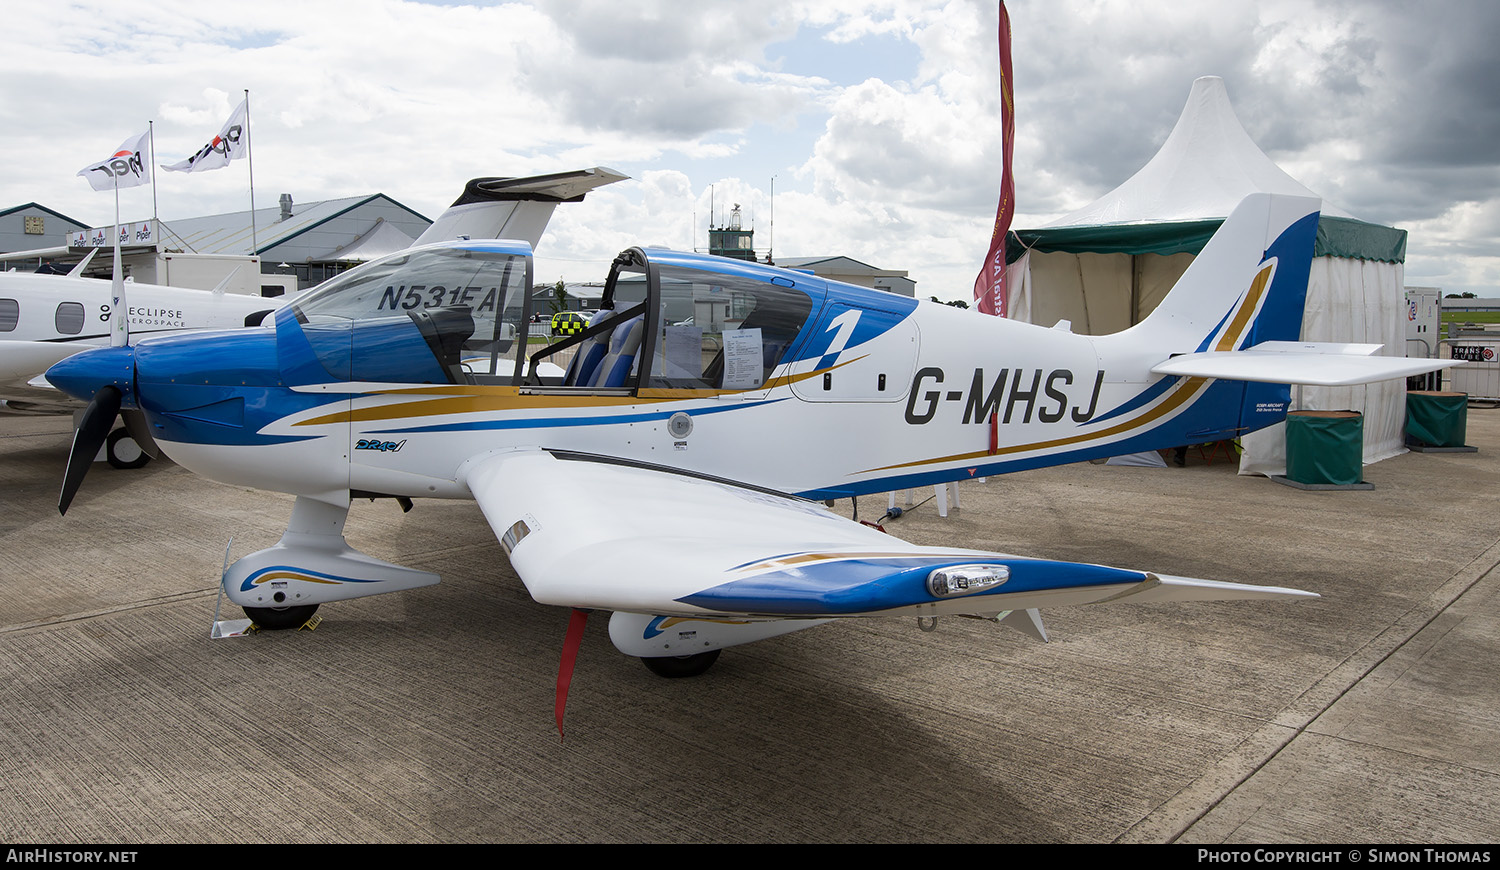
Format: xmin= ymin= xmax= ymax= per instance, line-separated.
xmin=1087 ymin=374 xmax=1180 ymax=426
xmin=361 ymin=397 xmax=788 ymax=435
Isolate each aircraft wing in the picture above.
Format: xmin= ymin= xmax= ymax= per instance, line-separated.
xmin=1152 ymin=341 xmax=1457 ymax=387
xmin=463 ymin=449 xmax=1316 ymax=619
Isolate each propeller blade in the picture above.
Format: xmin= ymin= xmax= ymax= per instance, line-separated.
xmin=59 ymin=385 xmax=122 ymax=515
xmin=119 ymin=409 xmax=160 ymax=460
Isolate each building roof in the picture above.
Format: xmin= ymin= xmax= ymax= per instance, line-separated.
xmin=0 ymin=202 xmax=89 ymax=227
xmin=153 ymin=193 xmax=431 ymax=258
xmin=774 ymin=254 xmax=912 ymax=291
xmin=776 ymin=255 xmax=887 ymax=272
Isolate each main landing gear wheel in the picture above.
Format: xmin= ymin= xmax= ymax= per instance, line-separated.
xmin=640 ymin=649 xmax=720 ymax=678
xmin=243 ymin=604 xmax=320 ymax=631
xmin=105 ymin=427 xmax=150 ymax=470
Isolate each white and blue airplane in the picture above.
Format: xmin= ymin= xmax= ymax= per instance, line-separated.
xmin=45 ymin=193 xmax=1449 ymax=697
xmin=3 ymin=167 xmax=626 ymax=468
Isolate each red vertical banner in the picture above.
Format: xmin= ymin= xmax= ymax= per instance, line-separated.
xmin=974 ymin=2 xmax=1015 ymax=316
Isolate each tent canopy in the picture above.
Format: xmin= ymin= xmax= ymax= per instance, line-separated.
xmin=1006 ymin=76 xmax=1404 ymax=264
xmin=321 ymin=217 xmax=419 ymax=263
xmin=1002 ymin=76 xmax=1409 ymax=476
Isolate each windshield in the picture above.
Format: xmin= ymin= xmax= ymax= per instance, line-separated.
xmin=294 ymin=245 xmax=532 ymax=382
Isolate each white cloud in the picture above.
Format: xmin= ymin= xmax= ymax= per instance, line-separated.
xmin=3 ymin=0 xmax=1497 ymax=298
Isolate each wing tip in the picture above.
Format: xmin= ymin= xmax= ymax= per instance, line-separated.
xmin=1151 ymin=573 xmax=1320 ymax=601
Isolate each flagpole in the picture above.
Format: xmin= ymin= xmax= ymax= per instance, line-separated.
xmin=110 ymin=176 xmax=127 ymax=347
xmin=245 ymin=88 xmax=258 ymax=257
xmin=148 ymin=120 xmax=159 ymax=229
xmin=76 ymin=127 xmax=148 ymax=346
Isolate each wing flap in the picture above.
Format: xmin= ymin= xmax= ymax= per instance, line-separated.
xmin=464 ymin=449 xmax=1316 ymax=618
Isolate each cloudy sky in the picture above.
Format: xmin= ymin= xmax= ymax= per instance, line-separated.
xmin=4 ymin=0 xmax=1497 ymax=299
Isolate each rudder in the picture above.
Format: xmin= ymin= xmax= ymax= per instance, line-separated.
xmin=1100 ymin=193 xmax=1321 ymax=442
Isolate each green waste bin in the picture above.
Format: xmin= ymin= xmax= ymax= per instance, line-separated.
xmin=1286 ymin=410 xmax=1363 ymax=486
xmin=1406 ymin=390 xmax=1468 ymax=448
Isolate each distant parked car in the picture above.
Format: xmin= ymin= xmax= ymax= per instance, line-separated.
xmin=550 ymin=311 xmax=585 ymax=336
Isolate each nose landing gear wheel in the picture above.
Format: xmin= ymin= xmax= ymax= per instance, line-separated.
xmin=105 ymin=427 xmax=151 ymax=470
xmin=640 ymin=649 xmax=720 ymax=678
xmin=243 ymin=604 xmax=320 ymax=631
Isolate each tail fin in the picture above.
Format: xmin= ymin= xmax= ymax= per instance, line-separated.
xmin=1138 ymin=193 xmax=1456 ymax=388
xmin=1126 ymin=193 xmax=1321 ymax=354
xmin=1103 ymin=193 xmax=1453 ymax=443
xmin=413 ymin=167 xmax=628 ymax=249
xmin=1089 ymin=194 xmax=1319 ymax=443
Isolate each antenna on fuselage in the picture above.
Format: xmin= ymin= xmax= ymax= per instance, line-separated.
xmin=768 ymin=175 xmax=775 ymax=265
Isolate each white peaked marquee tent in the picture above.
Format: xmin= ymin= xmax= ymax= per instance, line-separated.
xmin=1003 ymin=76 xmax=1411 ymax=474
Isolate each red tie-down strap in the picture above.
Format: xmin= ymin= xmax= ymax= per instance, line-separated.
xmin=555 ymin=608 xmax=590 ymax=740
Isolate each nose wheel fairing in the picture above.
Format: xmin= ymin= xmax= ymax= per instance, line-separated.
xmin=222 ymin=496 xmax=439 ymax=611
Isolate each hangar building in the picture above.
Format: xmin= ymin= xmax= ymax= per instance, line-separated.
xmin=0 ymin=193 xmax=432 ymax=297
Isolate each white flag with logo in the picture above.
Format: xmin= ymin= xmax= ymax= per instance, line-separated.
xmin=162 ymin=97 xmax=249 ymax=173
xmin=76 ymin=129 xmax=151 ymax=191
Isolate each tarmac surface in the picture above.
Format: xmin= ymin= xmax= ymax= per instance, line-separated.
xmin=1 ymin=410 xmax=1497 ymax=844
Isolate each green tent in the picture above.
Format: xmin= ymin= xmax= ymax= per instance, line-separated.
xmin=1001 ymin=77 xmax=1410 ymax=475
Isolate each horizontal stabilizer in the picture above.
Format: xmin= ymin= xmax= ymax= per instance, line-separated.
xmin=1248 ymin=341 xmax=1382 ymax=356
xmin=1152 ymin=342 xmax=1458 ymax=386
xmin=446 ymin=167 xmax=630 ymax=204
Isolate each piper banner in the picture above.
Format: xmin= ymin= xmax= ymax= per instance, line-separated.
xmin=162 ymin=97 xmax=249 ymax=173
xmin=70 ymin=222 xmax=154 ymax=247
xmin=76 ymin=130 xmax=151 ymax=192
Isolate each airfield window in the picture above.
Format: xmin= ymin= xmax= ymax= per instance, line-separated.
xmin=0 ymin=298 xmax=16 ymax=331
xmin=648 ymin=267 xmax=813 ymax=391
xmin=293 ymin=246 xmax=533 ymax=384
xmin=55 ymin=302 xmax=85 ymax=335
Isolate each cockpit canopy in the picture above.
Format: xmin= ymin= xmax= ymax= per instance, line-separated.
xmin=529 ymin=248 xmax=826 ymax=393
xmin=284 ymin=239 xmax=830 ymax=392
